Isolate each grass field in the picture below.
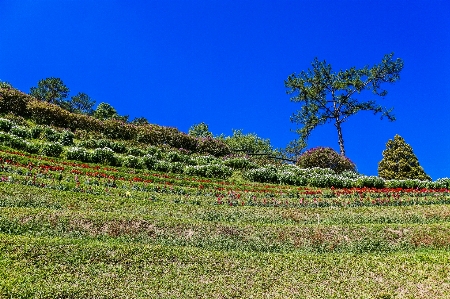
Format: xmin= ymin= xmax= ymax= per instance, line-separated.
xmin=1 ymin=149 xmax=450 ymax=298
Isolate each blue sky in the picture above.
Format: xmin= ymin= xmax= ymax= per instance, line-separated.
xmin=1 ymin=0 xmax=449 ymax=179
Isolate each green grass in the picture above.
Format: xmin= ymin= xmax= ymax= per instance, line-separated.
xmin=1 ymin=148 xmax=450 ymax=298
xmin=2 ymin=233 xmax=450 ymax=298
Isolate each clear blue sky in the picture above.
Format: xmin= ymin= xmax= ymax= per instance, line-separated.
xmin=1 ymin=0 xmax=449 ymax=179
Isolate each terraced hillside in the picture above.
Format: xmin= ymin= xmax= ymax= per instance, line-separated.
xmin=1 ymin=146 xmax=450 ymax=298
xmin=1 ymin=85 xmax=450 ymax=298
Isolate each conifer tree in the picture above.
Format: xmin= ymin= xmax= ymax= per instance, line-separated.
xmin=378 ymin=134 xmax=431 ymax=181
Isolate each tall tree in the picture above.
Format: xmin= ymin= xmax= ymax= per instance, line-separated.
xmin=378 ymin=134 xmax=431 ymax=181
xmin=30 ymin=77 xmax=70 ymax=106
xmin=68 ymin=92 xmax=96 ymax=115
xmin=285 ymin=53 xmax=403 ymax=156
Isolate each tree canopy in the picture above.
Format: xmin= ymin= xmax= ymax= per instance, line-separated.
xmin=221 ymin=129 xmax=274 ymax=155
xmin=285 ymin=53 xmax=404 ymax=156
xmin=93 ymin=102 xmax=128 ymax=122
xmin=30 ymin=77 xmax=70 ymax=106
xmin=67 ymin=92 xmax=96 ymax=115
xmin=188 ymin=122 xmax=213 ymax=138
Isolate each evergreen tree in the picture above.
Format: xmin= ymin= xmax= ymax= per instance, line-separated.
xmin=30 ymin=77 xmax=70 ymax=105
xmin=378 ymin=134 xmax=431 ymax=181
xmin=286 ymin=53 xmax=403 ymax=156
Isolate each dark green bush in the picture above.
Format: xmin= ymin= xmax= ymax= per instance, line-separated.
xmin=122 ymin=155 xmax=143 ymax=169
xmin=41 ymin=142 xmax=63 ymax=157
xmin=223 ymin=157 xmax=257 ymax=170
xmin=43 ymin=127 xmax=61 ymax=142
xmin=66 ymin=147 xmax=91 ymax=162
xmin=296 ymin=147 xmax=356 ymax=173
xmin=0 ymin=118 xmax=13 ymax=132
xmin=60 ymin=130 xmax=74 ymax=146
xmin=78 ymin=139 xmax=98 ymax=149
xmin=29 ymin=126 xmax=44 ymax=139
xmin=153 ymin=160 xmax=171 ymax=172
xmin=10 ymin=126 xmax=29 ymax=138
xmin=91 ymin=147 xmax=116 ymax=165
xmin=142 ymin=154 xmax=158 ymax=170
xmin=127 ymin=147 xmax=145 ymax=157
xmin=169 ymin=161 xmax=184 ymax=174
xmin=197 ymin=137 xmax=231 ymax=157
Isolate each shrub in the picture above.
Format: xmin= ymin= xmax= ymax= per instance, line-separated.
xmin=184 ymin=164 xmax=232 ymax=179
xmin=185 ymin=165 xmax=208 ymax=178
xmin=205 ymin=164 xmax=233 ymax=179
xmin=60 ymin=130 xmax=74 ymax=146
xmin=127 ymin=147 xmax=146 ymax=157
xmin=0 ymin=132 xmax=12 ymax=143
xmin=25 ymin=142 xmax=40 ymax=154
xmin=154 ymin=160 xmax=171 ymax=172
xmin=8 ymin=135 xmax=29 ymax=151
xmin=122 ymin=155 xmax=143 ymax=169
xmin=169 ymin=161 xmax=184 ymax=174
xmin=146 ymin=146 xmax=163 ymax=159
xmin=41 ymin=142 xmax=63 ymax=157
xmin=78 ymin=139 xmax=98 ymax=149
xmin=142 ymin=154 xmax=158 ymax=170
xmin=223 ymin=157 xmax=257 ymax=170
xmin=197 ymin=137 xmax=231 ymax=157
xmin=378 ymin=134 xmax=431 ymax=181
xmin=296 ymin=147 xmax=356 ymax=173
xmin=192 ymin=155 xmax=219 ymax=165
xmin=0 ymin=86 xmax=32 ymax=117
xmin=0 ymin=133 xmax=34 ymax=152
xmin=43 ymin=127 xmax=61 ymax=142
xmin=278 ymin=169 xmax=307 ymax=186
xmin=244 ymin=166 xmax=278 ymax=184
xmin=10 ymin=126 xmax=29 ymax=138
xmin=101 ymin=119 xmax=136 ymax=140
xmin=66 ymin=147 xmax=91 ymax=162
xmin=435 ymin=178 xmax=450 ymax=189
xmin=0 ymin=118 xmax=13 ymax=132
xmin=91 ymin=147 xmax=116 ymax=165
xmin=354 ymin=176 xmax=385 ymax=188
xmin=165 ymin=150 xmax=189 ymax=163
xmin=97 ymin=139 xmax=111 ymax=148
xmin=29 ymin=126 xmax=44 ymax=139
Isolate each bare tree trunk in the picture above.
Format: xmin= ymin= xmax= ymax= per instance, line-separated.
xmin=335 ymin=121 xmax=345 ymax=156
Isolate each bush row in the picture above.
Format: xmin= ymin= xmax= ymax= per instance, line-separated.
xmin=0 ymin=86 xmax=230 ymax=156
xmin=244 ymin=165 xmax=450 ymax=189
xmin=0 ymin=119 xmax=75 ymax=146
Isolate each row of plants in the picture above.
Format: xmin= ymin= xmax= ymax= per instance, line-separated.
xmin=1 ymin=135 xmax=449 ymax=190
xmin=1 ymin=149 xmax=449 ymax=208
xmin=245 ymin=164 xmax=450 ymax=189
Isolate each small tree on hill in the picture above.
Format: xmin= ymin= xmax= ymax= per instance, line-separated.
xmin=188 ymin=122 xmax=213 ymax=138
xmin=30 ymin=77 xmax=70 ymax=106
xmin=378 ymin=134 xmax=431 ymax=181
xmin=222 ymin=129 xmax=274 ymax=154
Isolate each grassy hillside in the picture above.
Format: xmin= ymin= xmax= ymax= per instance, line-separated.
xmin=1 ymin=146 xmax=450 ymax=298
xmin=1 ymin=85 xmax=450 ymax=298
